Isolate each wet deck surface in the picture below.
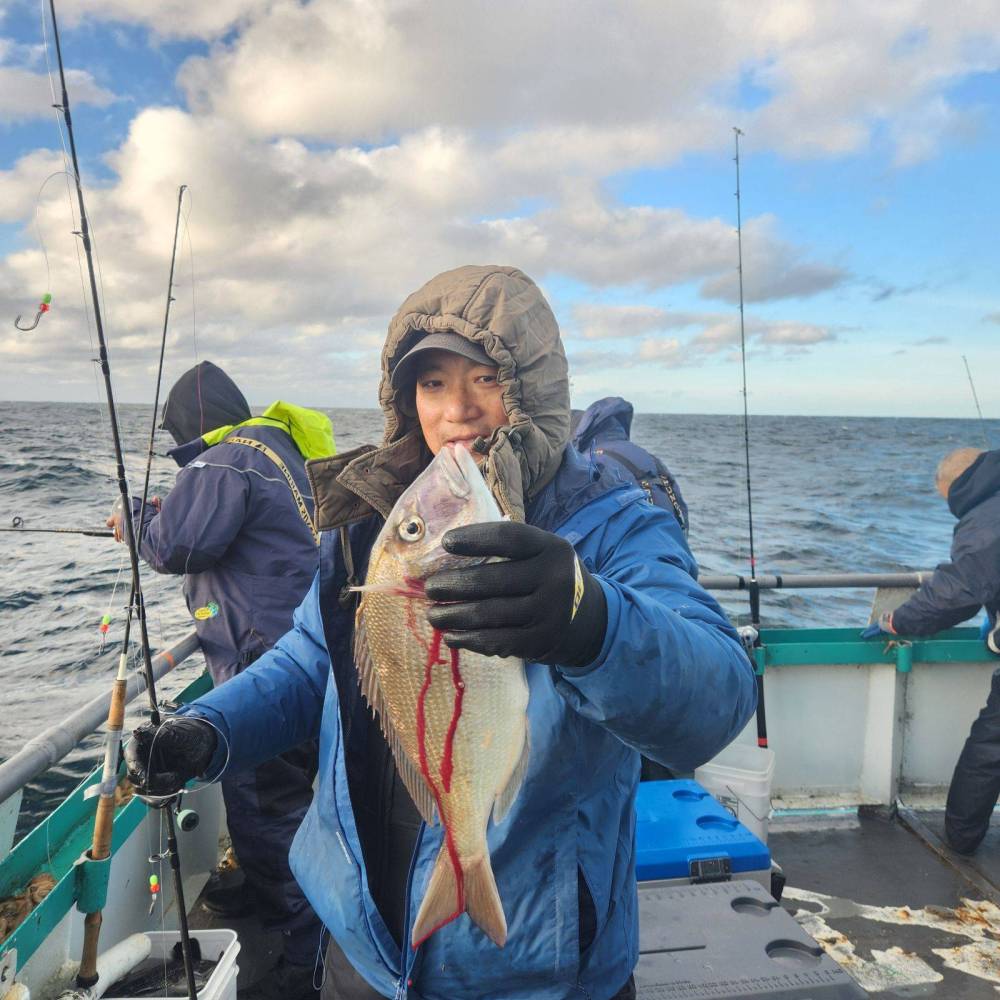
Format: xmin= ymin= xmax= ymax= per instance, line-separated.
xmin=192 ymin=808 xmax=1000 ymax=998
xmin=772 ymin=807 xmax=1000 ymax=997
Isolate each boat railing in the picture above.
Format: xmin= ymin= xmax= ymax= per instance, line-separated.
xmin=0 ymin=631 xmax=201 ymax=859
xmin=700 ymin=570 xmax=936 ymax=591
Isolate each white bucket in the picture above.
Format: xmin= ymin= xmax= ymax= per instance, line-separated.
xmin=115 ymin=929 xmax=240 ymax=1000
xmin=694 ymin=742 xmax=775 ymax=844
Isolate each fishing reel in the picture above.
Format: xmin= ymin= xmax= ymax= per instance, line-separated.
xmin=176 ymin=809 xmax=199 ymax=833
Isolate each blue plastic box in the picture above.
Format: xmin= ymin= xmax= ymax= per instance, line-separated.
xmin=635 ymin=779 xmax=771 ymax=886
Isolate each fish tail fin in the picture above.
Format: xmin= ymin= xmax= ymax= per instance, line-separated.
xmin=410 ymin=847 xmax=507 ymax=949
xmin=464 ymin=853 xmax=507 ymax=948
xmin=411 ymin=846 xmax=463 ymax=949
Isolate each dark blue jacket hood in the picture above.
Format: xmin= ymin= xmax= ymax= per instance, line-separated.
xmin=571 ymin=397 xmax=633 ymax=445
xmin=160 ymin=360 xmax=251 ymax=447
xmin=949 ymin=450 xmax=1000 ymax=519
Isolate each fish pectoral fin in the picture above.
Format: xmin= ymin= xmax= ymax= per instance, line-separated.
xmin=411 ymin=849 xmax=507 ymax=950
xmin=492 ymin=723 xmax=530 ymax=825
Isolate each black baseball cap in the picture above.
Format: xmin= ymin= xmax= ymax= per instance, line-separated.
xmin=389 ymin=332 xmax=495 ymax=390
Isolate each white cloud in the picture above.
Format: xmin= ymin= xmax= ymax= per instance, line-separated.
xmin=698 ymin=215 xmax=846 ymax=303
xmin=691 ymin=317 xmax=838 ymax=354
xmin=0 ymin=64 xmax=114 ymax=123
xmin=59 ymin=0 xmax=271 ymax=41
xmin=0 ymin=149 xmax=66 ymax=223
xmin=166 ymin=0 xmax=1000 ymax=170
xmin=482 ymin=187 xmax=846 ymax=300
xmin=572 ymin=304 xmax=704 ymax=341
xmin=564 ymin=312 xmax=838 ymax=378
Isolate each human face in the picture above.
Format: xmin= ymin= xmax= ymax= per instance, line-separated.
xmin=414 ymin=350 xmax=508 ymax=459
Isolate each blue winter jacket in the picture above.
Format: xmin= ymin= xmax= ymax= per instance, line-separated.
xmin=137 ymin=424 xmax=318 ymax=682
xmin=178 ymin=445 xmax=757 ymax=1000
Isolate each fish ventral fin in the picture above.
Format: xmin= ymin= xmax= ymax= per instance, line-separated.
xmin=492 ymin=722 xmax=530 ymax=825
xmin=411 ymin=849 xmax=507 ymax=949
xmin=354 ymin=598 xmax=438 ymax=826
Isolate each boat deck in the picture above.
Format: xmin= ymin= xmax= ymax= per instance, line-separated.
xmin=192 ymin=808 xmax=1000 ymax=998
xmin=769 ymin=806 xmax=1000 ymax=997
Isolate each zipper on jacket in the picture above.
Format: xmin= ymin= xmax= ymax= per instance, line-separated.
xmin=396 ymin=821 xmax=427 ymax=998
xmin=330 ymin=705 xmax=402 ymax=985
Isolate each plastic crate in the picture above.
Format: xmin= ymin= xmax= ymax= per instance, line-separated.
xmin=636 ymin=779 xmax=770 ymax=888
xmin=115 ymin=930 xmax=239 ymax=1000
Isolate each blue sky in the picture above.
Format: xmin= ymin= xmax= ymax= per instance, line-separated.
xmin=0 ymin=1 xmax=998 ymax=417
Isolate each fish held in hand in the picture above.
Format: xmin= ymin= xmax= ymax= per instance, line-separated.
xmin=354 ymin=444 xmax=530 ymax=949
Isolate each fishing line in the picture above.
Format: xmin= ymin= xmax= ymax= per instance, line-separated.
xmin=962 ymin=355 xmax=990 ymax=449
xmin=98 ymin=555 xmax=126 ymax=652
xmin=181 ymin=190 xmax=199 ymax=363
xmin=27 ymin=170 xmax=69 ymax=293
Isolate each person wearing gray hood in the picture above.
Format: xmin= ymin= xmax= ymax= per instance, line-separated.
xmin=126 ymin=266 xmax=756 ymax=1000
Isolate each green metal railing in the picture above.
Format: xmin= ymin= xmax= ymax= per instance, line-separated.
xmin=755 ymin=626 xmax=995 ymax=674
xmin=0 ymin=672 xmax=213 ymax=968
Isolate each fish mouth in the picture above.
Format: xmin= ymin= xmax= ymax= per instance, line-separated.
xmin=438 ymin=443 xmax=481 ymax=498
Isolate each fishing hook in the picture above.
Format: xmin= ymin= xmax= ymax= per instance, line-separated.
xmin=14 ymin=294 xmax=52 ymax=331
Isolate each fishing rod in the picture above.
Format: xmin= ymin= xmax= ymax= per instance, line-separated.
xmin=32 ymin=3 xmax=197 ymax=996
xmin=116 ymin=183 xmax=188 ymax=745
xmin=2 ymin=516 xmax=112 ymax=538
xmin=962 ymin=355 xmax=990 ymax=450
xmin=104 ymin=184 xmax=196 ymax=999
xmin=733 ymin=126 xmax=768 ymax=750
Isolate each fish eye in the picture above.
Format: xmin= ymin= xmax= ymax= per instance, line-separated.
xmin=397 ymin=515 xmax=425 ymax=542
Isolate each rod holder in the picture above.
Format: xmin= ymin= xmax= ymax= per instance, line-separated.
xmin=893 ymin=642 xmax=913 ymax=674
xmin=73 ymin=851 xmax=112 ymax=915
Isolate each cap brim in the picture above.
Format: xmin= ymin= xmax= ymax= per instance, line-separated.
xmin=390 ymin=332 xmax=495 ymax=389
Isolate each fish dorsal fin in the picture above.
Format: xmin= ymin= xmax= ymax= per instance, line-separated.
xmin=492 ymin=722 xmax=530 ymax=825
xmin=354 ymin=599 xmax=439 ymax=827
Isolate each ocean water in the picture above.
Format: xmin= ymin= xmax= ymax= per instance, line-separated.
xmin=1 ymin=400 xmax=995 ymax=828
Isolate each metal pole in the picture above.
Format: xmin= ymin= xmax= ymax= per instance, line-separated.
xmin=699 ymin=570 xmax=936 ymax=591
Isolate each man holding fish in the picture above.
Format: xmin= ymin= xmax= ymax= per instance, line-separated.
xmin=127 ymin=265 xmax=757 ymax=1000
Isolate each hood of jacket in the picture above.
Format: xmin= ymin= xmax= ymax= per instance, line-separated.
xmin=571 ymin=396 xmax=633 ymax=448
xmin=308 ymin=265 xmax=570 ymax=527
xmin=949 ymin=449 xmax=1000 ymax=518
xmin=159 ymin=360 xmax=251 ymax=446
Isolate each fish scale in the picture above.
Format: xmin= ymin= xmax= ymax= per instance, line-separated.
xmin=353 ymin=444 xmax=530 ymax=948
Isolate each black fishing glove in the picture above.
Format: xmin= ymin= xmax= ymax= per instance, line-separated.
xmin=425 ymin=521 xmax=608 ymax=669
xmin=124 ymin=716 xmax=218 ymax=797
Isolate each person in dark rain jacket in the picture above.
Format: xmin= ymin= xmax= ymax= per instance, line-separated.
xmin=571 ymin=396 xmax=689 ymax=536
xmin=110 ymin=360 xmax=335 ymax=999
xmin=863 ymin=447 xmax=1000 ymax=855
xmin=124 ymin=268 xmax=756 ymax=1000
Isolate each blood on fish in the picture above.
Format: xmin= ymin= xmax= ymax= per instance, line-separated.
xmin=414 ymin=628 xmax=465 ymax=945
xmin=441 ymin=647 xmax=463 ymax=793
